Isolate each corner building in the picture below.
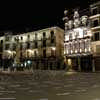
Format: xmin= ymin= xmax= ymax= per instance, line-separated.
xmin=63 ymin=1 xmax=100 ymax=72
xmin=0 ymin=27 xmax=64 ymax=70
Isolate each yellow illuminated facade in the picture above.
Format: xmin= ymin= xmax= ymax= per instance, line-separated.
xmin=0 ymin=27 xmax=64 ymax=70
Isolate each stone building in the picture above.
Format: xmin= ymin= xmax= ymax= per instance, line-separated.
xmin=90 ymin=1 xmax=100 ymax=71
xmin=63 ymin=1 xmax=100 ymax=72
xmin=0 ymin=26 xmax=64 ymax=70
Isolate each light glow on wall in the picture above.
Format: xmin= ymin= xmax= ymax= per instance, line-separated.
xmin=80 ymin=49 xmax=82 ymax=53
xmin=75 ymin=50 xmax=77 ymax=53
xmin=52 ymin=47 xmax=56 ymax=51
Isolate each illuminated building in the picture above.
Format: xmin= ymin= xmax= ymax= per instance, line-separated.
xmin=63 ymin=1 xmax=100 ymax=71
xmin=90 ymin=1 xmax=100 ymax=71
xmin=0 ymin=27 xmax=64 ymax=70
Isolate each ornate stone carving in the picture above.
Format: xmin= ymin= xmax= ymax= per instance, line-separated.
xmin=81 ymin=15 xmax=88 ymax=26
xmin=68 ymin=20 xmax=73 ymax=29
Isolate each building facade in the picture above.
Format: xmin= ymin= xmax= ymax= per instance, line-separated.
xmin=0 ymin=27 xmax=64 ymax=71
xmin=90 ymin=1 xmax=100 ymax=71
xmin=63 ymin=1 xmax=100 ymax=72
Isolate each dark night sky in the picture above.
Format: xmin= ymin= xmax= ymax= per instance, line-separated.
xmin=0 ymin=0 xmax=99 ymax=32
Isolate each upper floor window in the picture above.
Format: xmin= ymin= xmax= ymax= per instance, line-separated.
xmin=35 ymin=42 xmax=38 ymax=48
xmin=93 ymin=20 xmax=99 ymax=27
xmin=94 ymin=32 xmax=100 ymax=41
xmin=21 ymin=36 xmax=23 ymax=40
xmin=92 ymin=8 xmax=98 ymax=15
xmin=51 ymin=31 xmax=54 ymax=38
xmin=43 ymin=32 xmax=46 ymax=38
xmin=27 ymin=35 xmax=30 ymax=39
xmin=5 ymin=44 xmax=10 ymax=50
xmin=43 ymin=49 xmax=46 ymax=57
xmin=1 ymin=40 xmax=3 ymax=44
xmin=5 ymin=36 xmax=10 ymax=41
xmin=12 ymin=43 xmax=16 ymax=51
xmin=51 ymin=39 xmax=54 ymax=44
xmin=43 ymin=40 xmax=46 ymax=47
xmin=27 ymin=43 xmax=30 ymax=49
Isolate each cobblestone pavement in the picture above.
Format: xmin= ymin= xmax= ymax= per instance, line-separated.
xmin=0 ymin=71 xmax=100 ymax=100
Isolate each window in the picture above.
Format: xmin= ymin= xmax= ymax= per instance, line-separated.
xmin=1 ymin=40 xmax=3 ymax=44
xmin=93 ymin=20 xmax=99 ymax=27
xmin=28 ymin=35 xmax=30 ymax=39
xmin=5 ymin=44 xmax=10 ymax=50
xmin=5 ymin=36 xmax=10 ymax=41
xmin=43 ymin=40 xmax=46 ymax=47
xmin=43 ymin=49 xmax=46 ymax=57
xmin=35 ymin=42 xmax=38 ymax=48
xmin=51 ymin=31 xmax=54 ymax=38
xmin=43 ymin=32 xmax=46 ymax=38
xmin=51 ymin=39 xmax=54 ymax=43
xmin=12 ymin=43 xmax=16 ymax=51
xmin=92 ymin=8 xmax=98 ymax=15
xmin=21 ymin=36 xmax=23 ymax=40
xmin=34 ymin=51 xmax=37 ymax=57
xmin=27 ymin=43 xmax=30 ymax=49
xmin=94 ymin=32 xmax=99 ymax=41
